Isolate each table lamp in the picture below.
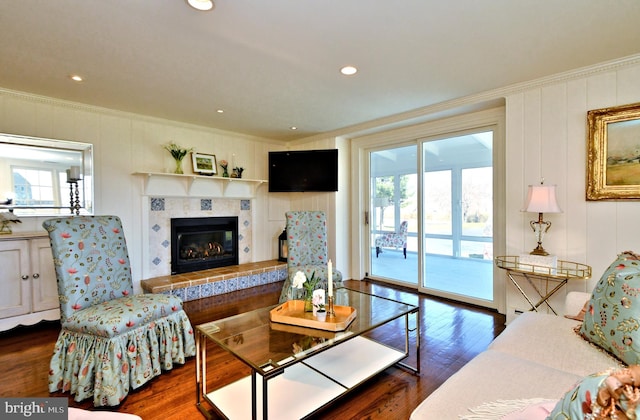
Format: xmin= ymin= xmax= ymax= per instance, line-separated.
xmin=523 ymin=181 xmax=562 ymax=256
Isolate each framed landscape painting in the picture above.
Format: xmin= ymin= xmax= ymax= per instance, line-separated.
xmin=191 ymin=152 xmax=217 ymax=175
xmin=586 ymin=102 xmax=640 ymax=200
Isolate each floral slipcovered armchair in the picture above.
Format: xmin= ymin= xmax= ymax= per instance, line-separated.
xmin=375 ymin=220 xmax=408 ymax=258
xmin=42 ymin=215 xmax=195 ymax=406
xmin=278 ymin=211 xmax=343 ymax=303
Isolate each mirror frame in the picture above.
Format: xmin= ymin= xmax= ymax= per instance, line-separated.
xmin=0 ymin=133 xmax=94 ymax=216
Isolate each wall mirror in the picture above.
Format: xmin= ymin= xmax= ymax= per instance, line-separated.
xmin=0 ymin=133 xmax=93 ymax=216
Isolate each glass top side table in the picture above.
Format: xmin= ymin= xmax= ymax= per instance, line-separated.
xmin=495 ymin=255 xmax=591 ymax=315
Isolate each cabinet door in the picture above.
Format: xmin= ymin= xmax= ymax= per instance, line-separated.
xmin=0 ymin=240 xmax=31 ymax=319
xmin=30 ymin=238 xmax=59 ymax=313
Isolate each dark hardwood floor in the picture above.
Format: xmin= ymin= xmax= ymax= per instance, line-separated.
xmin=0 ymin=280 xmax=505 ymax=419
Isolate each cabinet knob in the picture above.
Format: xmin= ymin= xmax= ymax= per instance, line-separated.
xmin=21 ymin=275 xmax=29 ymax=280
xmin=32 ymin=273 xmax=40 ymax=279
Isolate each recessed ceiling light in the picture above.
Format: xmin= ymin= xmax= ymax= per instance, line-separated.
xmin=187 ymin=0 xmax=214 ymax=11
xmin=216 ymin=109 xmax=224 ymax=113
xmin=340 ymin=66 xmax=358 ymax=76
xmin=290 ymin=126 xmax=297 ymax=130
xmin=70 ymin=74 xmax=84 ymax=82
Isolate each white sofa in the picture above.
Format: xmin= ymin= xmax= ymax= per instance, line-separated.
xmin=410 ymin=292 xmax=624 ymax=419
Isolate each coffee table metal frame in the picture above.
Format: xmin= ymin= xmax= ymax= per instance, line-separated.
xmin=195 ymin=287 xmax=419 ymax=419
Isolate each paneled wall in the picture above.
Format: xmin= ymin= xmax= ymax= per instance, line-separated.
xmin=0 ymin=90 xmax=285 ymax=293
xmin=504 ymin=61 xmax=640 ymax=316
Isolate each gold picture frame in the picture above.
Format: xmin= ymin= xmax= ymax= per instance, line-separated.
xmin=191 ymin=152 xmax=217 ymax=175
xmin=586 ymin=102 xmax=640 ymax=200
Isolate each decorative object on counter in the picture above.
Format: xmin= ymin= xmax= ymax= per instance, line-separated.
xmin=164 ymin=142 xmax=193 ymax=174
xmin=191 ymin=152 xmax=217 ymax=176
xmin=0 ymin=211 xmax=21 ymax=234
xmin=231 ymin=167 xmax=244 ymax=178
xmin=218 ymin=159 xmax=229 ymax=177
xmin=66 ymin=166 xmax=82 ymax=215
xmin=522 ymin=179 xmax=562 ymax=256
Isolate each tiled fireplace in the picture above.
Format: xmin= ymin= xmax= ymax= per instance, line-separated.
xmin=147 ymin=197 xmax=253 ymax=278
xmin=140 ymin=191 xmax=286 ymax=303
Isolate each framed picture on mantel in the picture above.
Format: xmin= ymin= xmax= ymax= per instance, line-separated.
xmin=191 ymin=152 xmax=217 ymax=175
xmin=587 ymin=102 xmax=640 ymax=200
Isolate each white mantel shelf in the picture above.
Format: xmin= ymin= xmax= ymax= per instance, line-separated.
xmin=133 ymin=171 xmax=267 ymax=199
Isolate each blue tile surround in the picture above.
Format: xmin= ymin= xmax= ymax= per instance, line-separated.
xmin=141 ymin=262 xmax=288 ymax=303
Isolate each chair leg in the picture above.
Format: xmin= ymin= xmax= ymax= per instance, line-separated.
xmin=376 ymin=246 xmax=380 ymax=258
xmin=403 ymin=247 xmax=406 ymax=259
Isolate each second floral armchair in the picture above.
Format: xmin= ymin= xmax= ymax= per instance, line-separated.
xmin=279 ymin=211 xmax=343 ymax=303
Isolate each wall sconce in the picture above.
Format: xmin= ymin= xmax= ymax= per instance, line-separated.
xmin=522 ymin=180 xmax=562 ymax=255
xmin=66 ymin=166 xmax=82 ymax=215
xmin=278 ymin=228 xmax=288 ymax=262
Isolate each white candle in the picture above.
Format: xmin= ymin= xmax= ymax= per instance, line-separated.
xmin=70 ymin=166 xmax=80 ymax=180
xmin=328 ymin=259 xmax=333 ymax=297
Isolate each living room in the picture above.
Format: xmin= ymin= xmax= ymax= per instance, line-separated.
xmin=2 ymin=1 xmax=640 ymax=419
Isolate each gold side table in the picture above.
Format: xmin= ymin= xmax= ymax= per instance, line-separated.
xmin=495 ymin=256 xmax=591 ymax=315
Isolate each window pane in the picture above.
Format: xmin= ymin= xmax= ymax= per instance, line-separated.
xmin=461 ymin=167 xmax=492 ymax=237
xmin=424 ymin=170 xmax=451 ymax=235
xmin=13 ymin=168 xmax=55 ymax=206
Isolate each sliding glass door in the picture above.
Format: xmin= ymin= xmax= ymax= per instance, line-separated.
xmin=369 ymin=145 xmax=418 ymax=286
xmin=422 ymin=132 xmax=493 ymax=301
xmin=367 ymin=129 xmax=495 ymax=306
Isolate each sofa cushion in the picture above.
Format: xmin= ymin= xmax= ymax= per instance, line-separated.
xmin=580 ymin=251 xmax=640 ymax=365
xmin=409 ymin=349 xmax=583 ymax=419
xmin=489 ymin=312 xmax=623 ymax=376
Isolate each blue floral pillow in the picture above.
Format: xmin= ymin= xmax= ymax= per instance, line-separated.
xmin=580 ymin=251 xmax=640 ymax=365
xmin=548 ymin=366 xmax=640 ymax=419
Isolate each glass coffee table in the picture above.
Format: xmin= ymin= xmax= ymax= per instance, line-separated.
xmin=195 ymin=287 xmax=420 ymax=419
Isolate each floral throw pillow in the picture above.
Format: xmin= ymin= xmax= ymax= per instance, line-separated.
xmin=580 ymin=251 xmax=640 ymax=365
xmin=548 ymin=366 xmax=640 ymax=419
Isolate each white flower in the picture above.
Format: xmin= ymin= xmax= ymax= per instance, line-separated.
xmin=292 ymin=271 xmax=307 ymax=289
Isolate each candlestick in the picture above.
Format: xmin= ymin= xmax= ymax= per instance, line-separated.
xmin=327 ymin=296 xmax=335 ymax=318
xmin=327 ymin=259 xmax=333 ymax=297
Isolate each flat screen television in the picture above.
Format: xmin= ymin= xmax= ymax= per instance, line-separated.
xmin=268 ymin=149 xmax=338 ymax=192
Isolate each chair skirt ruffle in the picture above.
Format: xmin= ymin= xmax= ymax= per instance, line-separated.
xmin=49 ymin=309 xmax=195 ymax=406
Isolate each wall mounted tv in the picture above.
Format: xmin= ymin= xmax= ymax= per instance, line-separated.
xmin=268 ymin=149 xmax=338 ymax=192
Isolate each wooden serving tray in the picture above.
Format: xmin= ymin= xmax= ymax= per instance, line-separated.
xmin=269 ymin=300 xmax=357 ymax=332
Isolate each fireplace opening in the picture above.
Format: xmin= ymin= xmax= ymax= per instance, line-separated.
xmin=171 ymin=216 xmax=239 ymax=274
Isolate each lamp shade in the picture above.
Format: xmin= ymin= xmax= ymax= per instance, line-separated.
xmin=523 ymin=184 xmax=562 ymax=214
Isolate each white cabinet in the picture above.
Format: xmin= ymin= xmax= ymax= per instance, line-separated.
xmin=0 ymin=234 xmax=59 ymax=331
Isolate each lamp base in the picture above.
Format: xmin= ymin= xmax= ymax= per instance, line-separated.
xmin=530 ymin=244 xmax=549 ymax=256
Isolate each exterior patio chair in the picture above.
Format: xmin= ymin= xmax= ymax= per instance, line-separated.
xmin=278 ymin=211 xmax=343 ymax=303
xmin=375 ymin=220 xmax=408 ymax=258
xmin=43 ymin=215 xmax=195 ymax=406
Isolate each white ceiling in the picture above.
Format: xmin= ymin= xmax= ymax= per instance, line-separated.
xmin=1 ymin=1 xmax=640 ymax=142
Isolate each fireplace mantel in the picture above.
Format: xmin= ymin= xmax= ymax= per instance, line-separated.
xmin=133 ymin=171 xmax=267 ymax=198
